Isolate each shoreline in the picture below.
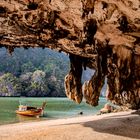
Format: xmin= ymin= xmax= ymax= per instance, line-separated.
xmin=0 ymin=110 xmax=140 ymax=140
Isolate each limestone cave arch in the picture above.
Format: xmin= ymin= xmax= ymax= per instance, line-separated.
xmin=0 ymin=0 xmax=140 ymax=109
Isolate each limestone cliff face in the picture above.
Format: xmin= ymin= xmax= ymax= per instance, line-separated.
xmin=0 ymin=0 xmax=140 ymax=109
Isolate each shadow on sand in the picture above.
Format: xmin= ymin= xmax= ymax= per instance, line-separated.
xmin=83 ymin=111 xmax=140 ymax=139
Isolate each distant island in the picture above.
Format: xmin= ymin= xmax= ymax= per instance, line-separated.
xmin=0 ymin=48 xmax=69 ymax=97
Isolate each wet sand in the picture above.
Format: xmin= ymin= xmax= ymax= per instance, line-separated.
xmin=0 ymin=110 xmax=140 ymax=140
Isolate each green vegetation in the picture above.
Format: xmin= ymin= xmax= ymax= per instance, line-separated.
xmin=0 ymin=73 xmax=22 ymax=96
xmin=0 ymin=48 xmax=69 ymax=97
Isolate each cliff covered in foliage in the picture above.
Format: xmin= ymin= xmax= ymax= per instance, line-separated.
xmin=0 ymin=0 xmax=140 ymax=109
xmin=0 ymin=48 xmax=69 ymax=97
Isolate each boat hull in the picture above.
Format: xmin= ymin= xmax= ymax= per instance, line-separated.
xmin=16 ymin=109 xmax=42 ymax=117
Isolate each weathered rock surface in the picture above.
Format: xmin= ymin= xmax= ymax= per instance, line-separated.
xmin=0 ymin=0 xmax=140 ymax=109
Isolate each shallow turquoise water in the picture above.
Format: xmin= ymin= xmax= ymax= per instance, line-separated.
xmin=0 ymin=97 xmax=107 ymax=125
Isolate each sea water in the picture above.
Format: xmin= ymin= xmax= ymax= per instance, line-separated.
xmin=0 ymin=97 xmax=107 ymax=125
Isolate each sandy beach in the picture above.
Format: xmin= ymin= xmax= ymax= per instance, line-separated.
xmin=0 ymin=110 xmax=140 ymax=140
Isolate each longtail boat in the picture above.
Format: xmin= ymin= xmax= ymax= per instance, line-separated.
xmin=16 ymin=101 xmax=47 ymax=117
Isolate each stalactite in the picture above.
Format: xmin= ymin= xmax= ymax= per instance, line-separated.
xmin=64 ymin=54 xmax=83 ymax=104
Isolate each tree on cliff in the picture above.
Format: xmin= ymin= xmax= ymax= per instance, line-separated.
xmin=0 ymin=0 xmax=139 ymax=109
xmin=0 ymin=73 xmax=22 ymax=96
xmin=26 ymin=70 xmax=49 ymax=96
xmin=20 ymin=70 xmax=66 ymax=97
